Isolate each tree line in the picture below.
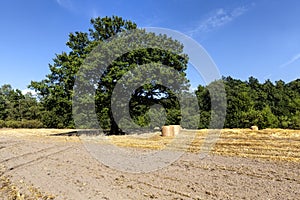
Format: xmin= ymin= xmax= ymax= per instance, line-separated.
xmin=0 ymin=16 xmax=299 ymax=131
xmin=1 ymin=76 xmax=299 ymax=130
xmin=197 ymin=77 xmax=300 ymax=129
xmin=0 ymin=84 xmax=43 ymax=128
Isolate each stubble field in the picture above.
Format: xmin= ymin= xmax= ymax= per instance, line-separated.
xmin=0 ymin=128 xmax=299 ymax=199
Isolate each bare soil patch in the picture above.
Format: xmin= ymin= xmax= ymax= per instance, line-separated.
xmin=0 ymin=128 xmax=299 ymax=199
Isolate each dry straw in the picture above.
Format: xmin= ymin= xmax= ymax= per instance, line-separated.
xmin=162 ymin=126 xmax=173 ymax=137
xmin=170 ymin=125 xmax=181 ymax=135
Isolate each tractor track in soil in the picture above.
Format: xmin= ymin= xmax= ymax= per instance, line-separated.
xmin=0 ymin=129 xmax=299 ymax=199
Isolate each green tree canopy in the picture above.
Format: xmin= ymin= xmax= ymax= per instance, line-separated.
xmin=30 ymin=16 xmax=190 ymax=134
xmin=196 ymin=77 xmax=300 ymax=129
xmin=30 ymin=16 xmax=137 ymax=129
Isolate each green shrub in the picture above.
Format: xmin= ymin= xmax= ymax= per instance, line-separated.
xmin=0 ymin=120 xmax=43 ymax=129
xmin=21 ymin=120 xmax=44 ymax=128
xmin=0 ymin=120 xmax=5 ymax=128
xmin=5 ymin=120 xmax=21 ymax=128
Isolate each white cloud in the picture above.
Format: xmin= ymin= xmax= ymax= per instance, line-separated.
xmin=56 ymin=0 xmax=73 ymax=10
xmin=189 ymin=86 xmax=198 ymax=93
xmin=188 ymin=6 xmax=249 ymax=36
xmin=21 ymin=89 xmax=37 ymax=96
xmin=90 ymin=8 xmax=99 ymax=19
xmin=280 ymin=53 xmax=300 ymax=68
xmin=56 ymin=0 xmax=98 ymax=19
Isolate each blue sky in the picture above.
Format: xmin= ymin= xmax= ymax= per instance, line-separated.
xmin=0 ymin=0 xmax=300 ymax=91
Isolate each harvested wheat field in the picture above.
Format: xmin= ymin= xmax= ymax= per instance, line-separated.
xmin=0 ymin=128 xmax=299 ymax=199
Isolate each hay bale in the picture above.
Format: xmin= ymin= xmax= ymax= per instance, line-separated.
xmin=250 ymin=125 xmax=259 ymax=131
xmin=170 ymin=125 xmax=181 ymax=135
xmin=161 ymin=126 xmax=173 ymax=137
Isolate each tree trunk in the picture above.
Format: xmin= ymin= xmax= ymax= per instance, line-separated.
xmin=109 ymin=113 xmax=123 ymax=135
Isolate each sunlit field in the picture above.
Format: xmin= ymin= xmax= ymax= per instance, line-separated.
xmin=108 ymin=129 xmax=300 ymax=162
xmin=1 ymin=128 xmax=299 ymax=162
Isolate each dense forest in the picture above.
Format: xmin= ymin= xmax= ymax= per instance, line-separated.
xmin=0 ymin=16 xmax=299 ymax=131
xmin=197 ymin=77 xmax=300 ymax=129
xmin=1 ymin=76 xmax=299 ymax=130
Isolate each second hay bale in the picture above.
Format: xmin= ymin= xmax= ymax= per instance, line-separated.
xmin=161 ymin=125 xmax=182 ymax=137
xmin=162 ymin=126 xmax=173 ymax=137
xmin=170 ymin=125 xmax=181 ymax=135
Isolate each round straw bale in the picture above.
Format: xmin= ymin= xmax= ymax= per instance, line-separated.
xmin=162 ymin=126 xmax=172 ymax=137
xmin=170 ymin=125 xmax=181 ymax=135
